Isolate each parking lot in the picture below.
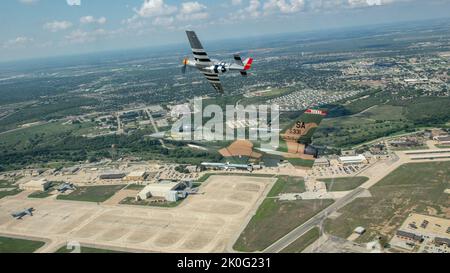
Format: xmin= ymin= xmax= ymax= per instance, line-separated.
xmin=310 ymin=164 xmax=369 ymax=178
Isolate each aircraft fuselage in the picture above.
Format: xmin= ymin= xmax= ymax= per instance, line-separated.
xmin=187 ymin=59 xmax=245 ymax=74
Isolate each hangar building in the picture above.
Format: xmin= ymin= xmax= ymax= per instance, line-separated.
xmin=20 ymin=178 xmax=51 ymax=191
xmin=137 ymin=181 xmax=184 ymax=202
xmin=338 ymin=155 xmax=367 ymax=166
xmin=125 ymin=171 xmax=147 ymax=181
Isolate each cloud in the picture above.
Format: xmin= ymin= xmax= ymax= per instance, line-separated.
xmin=135 ymin=0 xmax=177 ymax=17
xmin=348 ymin=0 xmax=395 ymax=7
xmin=230 ymin=0 xmax=261 ymax=20
xmin=127 ymin=0 xmax=210 ymax=30
xmin=64 ymin=28 xmax=107 ymax=44
xmin=43 ymin=20 xmax=73 ymax=32
xmin=67 ymin=0 xmax=81 ymax=6
xmin=264 ymin=0 xmax=305 ymax=14
xmin=246 ymin=0 xmax=262 ymax=18
xmin=177 ymin=2 xmax=209 ymax=21
xmin=3 ymin=36 xmax=34 ymax=48
xmin=18 ymin=0 xmax=39 ymax=5
xmin=231 ymin=0 xmax=243 ymax=5
xmin=230 ymin=0 xmax=409 ymax=20
xmin=152 ymin=16 xmax=175 ymax=26
xmin=179 ymin=2 xmax=206 ymax=14
xmin=80 ymin=16 xmax=107 ymax=25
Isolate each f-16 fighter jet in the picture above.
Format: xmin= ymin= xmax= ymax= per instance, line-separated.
xmin=182 ymin=30 xmax=253 ymax=93
xmin=219 ymin=109 xmax=328 ymax=168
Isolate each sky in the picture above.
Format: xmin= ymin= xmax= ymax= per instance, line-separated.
xmin=1 ymin=0 xmax=450 ymax=62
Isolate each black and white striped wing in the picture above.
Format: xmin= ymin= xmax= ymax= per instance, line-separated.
xmin=203 ymin=72 xmax=224 ymax=93
xmin=186 ymin=31 xmax=212 ymax=65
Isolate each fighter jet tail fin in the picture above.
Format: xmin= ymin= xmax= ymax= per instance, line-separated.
xmin=281 ymin=109 xmax=327 ymax=145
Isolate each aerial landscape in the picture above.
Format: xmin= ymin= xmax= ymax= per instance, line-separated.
xmin=0 ymin=0 xmax=449 ymax=264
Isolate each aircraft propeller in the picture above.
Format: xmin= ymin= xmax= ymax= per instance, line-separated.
xmin=181 ymin=57 xmax=189 ymax=74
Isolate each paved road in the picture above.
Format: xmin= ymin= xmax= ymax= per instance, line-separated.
xmin=145 ymin=108 xmax=167 ymax=149
xmin=0 ymin=121 xmax=47 ymax=136
xmin=263 ymin=187 xmax=365 ymax=253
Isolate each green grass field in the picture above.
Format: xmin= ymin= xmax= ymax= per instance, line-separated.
xmin=280 ymin=227 xmax=320 ymax=253
xmin=324 ymin=162 xmax=450 ymax=244
xmin=0 ymin=122 xmax=92 ymax=149
xmin=437 ymin=145 xmax=450 ymax=149
xmin=125 ymin=184 xmax=146 ymax=191
xmin=390 ymin=145 xmax=429 ymax=151
xmin=0 ymin=188 xmax=22 ymax=199
xmin=318 ymin=177 xmax=369 ymax=192
xmin=234 ymin=198 xmax=333 ymax=252
xmin=57 ymin=185 xmax=125 ymax=203
xmin=232 ymin=176 xmax=332 ymax=252
xmin=267 ymin=176 xmax=305 ymax=197
xmin=314 ymin=104 xmax=414 ymax=148
xmin=55 ymin=245 xmax=125 ymax=253
xmin=287 ymin=158 xmax=315 ymax=168
xmin=356 ymin=105 xmax=406 ymax=121
xmin=0 ymin=236 xmax=45 ymax=253
xmin=0 ymin=179 xmax=22 ymax=199
xmin=0 ymin=180 xmax=12 ymax=188
xmin=314 ymin=105 xmax=410 ymax=148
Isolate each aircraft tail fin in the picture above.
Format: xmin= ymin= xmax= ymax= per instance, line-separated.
xmin=282 ymin=109 xmax=327 ymax=144
xmin=243 ymin=58 xmax=253 ymax=71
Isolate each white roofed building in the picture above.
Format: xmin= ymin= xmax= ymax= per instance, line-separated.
xmin=137 ymin=181 xmax=183 ymax=202
xmin=339 ymin=154 xmax=367 ymax=166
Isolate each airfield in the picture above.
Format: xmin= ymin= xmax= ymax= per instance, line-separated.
xmin=1 ymin=143 xmax=450 ymax=253
xmin=0 ymin=176 xmax=276 ymax=253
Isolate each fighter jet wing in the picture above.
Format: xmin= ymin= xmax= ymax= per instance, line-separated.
xmin=202 ymin=72 xmax=224 ymax=93
xmin=186 ymin=30 xmax=212 ymax=65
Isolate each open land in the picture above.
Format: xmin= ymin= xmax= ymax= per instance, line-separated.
xmin=324 ymin=161 xmax=450 ymax=245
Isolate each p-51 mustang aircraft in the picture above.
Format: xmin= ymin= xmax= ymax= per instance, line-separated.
xmin=182 ymin=30 xmax=253 ymax=93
